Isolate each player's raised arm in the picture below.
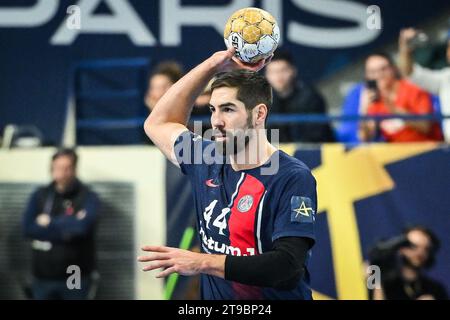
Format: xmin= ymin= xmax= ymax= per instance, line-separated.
xmin=144 ymin=47 xmax=270 ymax=165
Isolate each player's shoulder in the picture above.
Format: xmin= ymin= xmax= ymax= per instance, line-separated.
xmin=275 ymin=150 xmax=315 ymax=183
xmin=174 ymin=130 xmax=216 ymax=170
xmin=176 ymin=130 xmax=213 ymax=147
xmin=278 ymin=150 xmax=312 ymax=173
xmin=178 ymin=131 xmax=217 ymax=158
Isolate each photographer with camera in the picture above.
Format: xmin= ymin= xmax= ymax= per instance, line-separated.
xmin=368 ymin=226 xmax=448 ymax=300
xmin=358 ymin=52 xmax=443 ymax=142
xmin=399 ymin=27 xmax=450 ymax=142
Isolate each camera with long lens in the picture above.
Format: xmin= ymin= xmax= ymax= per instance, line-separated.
xmin=368 ymin=235 xmax=413 ymax=280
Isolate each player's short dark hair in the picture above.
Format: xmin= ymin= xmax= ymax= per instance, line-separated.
xmin=52 ymin=148 xmax=78 ymax=167
xmin=151 ymin=61 xmax=184 ymax=84
xmin=211 ymin=70 xmax=273 ymax=115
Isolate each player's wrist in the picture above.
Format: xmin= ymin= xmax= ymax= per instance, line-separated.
xmin=205 ymin=54 xmax=224 ymax=73
xmin=200 ymin=254 xmax=226 ymax=278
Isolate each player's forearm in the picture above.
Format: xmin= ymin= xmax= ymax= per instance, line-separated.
xmin=200 ymin=254 xmax=226 ymax=279
xmin=198 ymin=251 xmax=302 ymax=290
xmin=224 ymin=237 xmax=310 ymax=290
xmin=145 ymin=57 xmax=218 ymax=128
xmin=224 ymin=251 xmax=301 ymax=290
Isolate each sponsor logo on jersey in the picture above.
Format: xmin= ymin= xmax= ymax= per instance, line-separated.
xmin=205 ymin=179 xmax=220 ymax=188
xmin=237 ymin=195 xmax=254 ymax=213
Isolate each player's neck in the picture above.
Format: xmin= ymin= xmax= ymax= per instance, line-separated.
xmin=229 ymin=131 xmax=277 ymax=172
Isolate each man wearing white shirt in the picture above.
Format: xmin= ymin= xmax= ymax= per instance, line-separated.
xmin=398 ymin=28 xmax=450 ymax=141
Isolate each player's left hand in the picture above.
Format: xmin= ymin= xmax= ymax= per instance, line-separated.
xmin=212 ymin=47 xmax=273 ymax=73
xmin=138 ymin=245 xmax=204 ymax=278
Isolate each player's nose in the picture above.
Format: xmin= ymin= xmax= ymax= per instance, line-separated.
xmin=211 ymin=114 xmax=225 ymax=128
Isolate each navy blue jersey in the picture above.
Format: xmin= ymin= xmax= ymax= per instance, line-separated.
xmin=174 ymin=130 xmax=317 ymax=300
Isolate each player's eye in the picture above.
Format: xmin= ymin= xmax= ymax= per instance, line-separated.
xmin=209 ymin=107 xmax=215 ymax=113
xmin=223 ymin=107 xmax=234 ymax=113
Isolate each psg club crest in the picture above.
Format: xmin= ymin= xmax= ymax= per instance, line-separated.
xmin=237 ymin=195 xmax=254 ymax=213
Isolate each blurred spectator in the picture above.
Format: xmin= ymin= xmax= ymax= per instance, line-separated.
xmin=335 ymin=83 xmax=364 ymax=143
xmin=265 ymin=50 xmax=335 ymax=143
xmin=359 ymin=52 xmax=443 ymax=142
xmin=368 ymin=226 xmax=448 ymax=300
xmin=145 ymin=61 xmax=184 ymax=112
xmin=23 ymin=149 xmax=100 ymax=300
xmin=399 ymin=27 xmax=450 ymax=141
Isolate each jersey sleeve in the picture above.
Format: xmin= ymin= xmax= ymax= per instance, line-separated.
xmin=173 ymin=130 xmax=215 ymax=176
xmin=272 ymin=169 xmax=317 ymax=244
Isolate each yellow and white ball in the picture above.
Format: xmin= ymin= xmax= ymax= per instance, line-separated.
xmin=224 ymin=7 xmax=280 ymax=64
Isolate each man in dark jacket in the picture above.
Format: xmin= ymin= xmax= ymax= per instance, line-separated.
xmin=23 ymin=149 xmax=100 ymax=300
xmin=265 ymin=50 xmax=335 ymax=143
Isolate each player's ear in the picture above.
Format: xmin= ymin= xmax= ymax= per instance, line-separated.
xmin=254 ymin=104 xmax=268 ymax=126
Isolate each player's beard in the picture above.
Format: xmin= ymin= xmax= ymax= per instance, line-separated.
xmin=213 ymin=114 xmax=254 ymax=157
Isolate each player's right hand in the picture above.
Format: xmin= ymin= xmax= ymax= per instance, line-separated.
xmin=211 ymin=47 xmax=272 ymax=73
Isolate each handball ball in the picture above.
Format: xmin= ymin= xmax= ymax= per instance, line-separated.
xmin=224 ymin=7 xmax=280 ymax=64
